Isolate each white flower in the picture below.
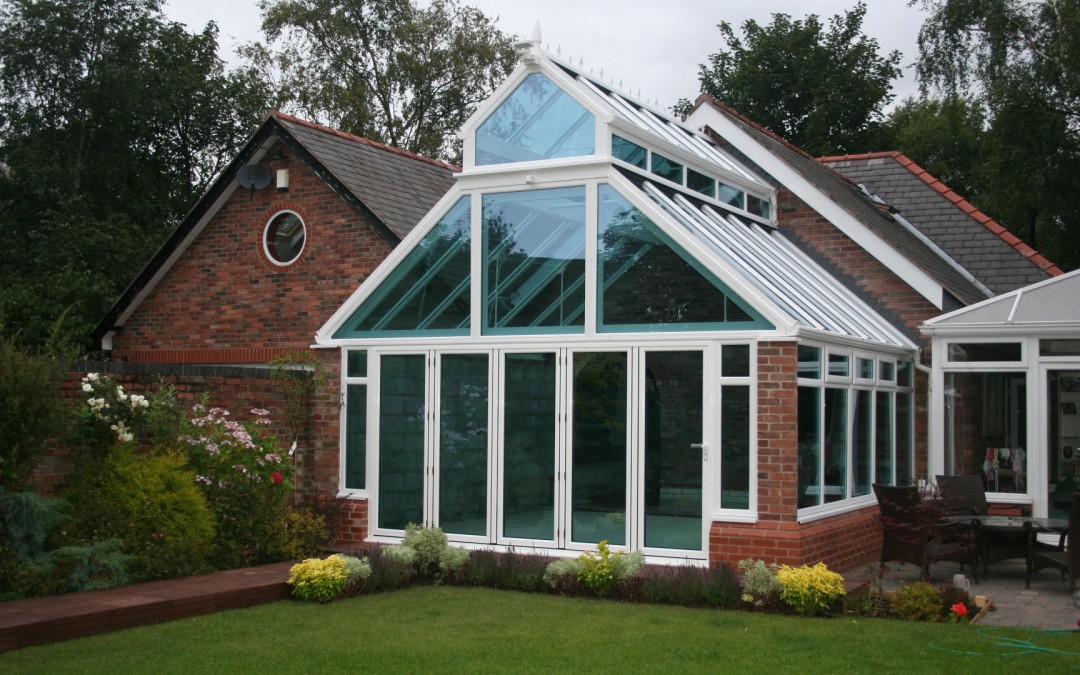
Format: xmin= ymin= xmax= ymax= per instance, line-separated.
xmin=86 ymin=373 xmax=100 ymax=382
xmin=82 ymin=382 xmax=93 ymax=393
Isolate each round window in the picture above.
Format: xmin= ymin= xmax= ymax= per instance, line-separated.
xmin=263 ymin=211 xmax=306 ymax=265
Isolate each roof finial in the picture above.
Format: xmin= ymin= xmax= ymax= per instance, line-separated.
xmin=532 ymin=21 xmax=542 ymax=45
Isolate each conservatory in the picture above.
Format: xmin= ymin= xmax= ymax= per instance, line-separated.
xmin=923 ymin=269 xmax=1080 ymax=519
xmin=316 ymin=38 xmax=919 ymax=562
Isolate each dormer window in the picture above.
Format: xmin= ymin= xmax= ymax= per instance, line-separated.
xmin=475 ymin=72 xmax=595 ymax=165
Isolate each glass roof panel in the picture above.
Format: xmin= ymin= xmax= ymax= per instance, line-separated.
xmin=333 ymin=197 xmax=471 ymax=338
xmin=476 ymin=73 xmax=595 ymax=165
xmin=597 ymin=184 xmax=770 ymax=331
xmin=483 ymin=187 xmax=587 ymax=333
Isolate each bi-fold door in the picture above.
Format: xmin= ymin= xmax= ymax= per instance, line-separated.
xmin=370 ymin=347 xmax=709 ymax=556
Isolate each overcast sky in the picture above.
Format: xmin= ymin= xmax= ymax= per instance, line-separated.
xmin=163 ymin=0 xmax=928 ymax=112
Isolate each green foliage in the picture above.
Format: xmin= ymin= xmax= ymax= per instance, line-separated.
xmin=271 ymin=506 xmax=330 ymax=561
xmin=49 ymin=539 xmax=131 ymax=592
xmin=775 ymin=562 xmax=847 ymax=616
xmin=630 ymin=564 xmax=741 ymax=609
xmin=881 ymin=95 xmax=985 ymax=199
xmin=63 ymin=445 xmax=216 ymax=581
xmin=183 ymin=404 xmax=293 ymax=568
xmin=542 ymin=556 xmax=583 ymax=594
xmin=269 ymin=350 xmax=329 ymax=445
xmin=911 ymin=0 xmax=1080 ymax=271
xmin=74 ymin=372 xmax=152 ymax=457
xmin=690 ymin=2 xmax=901 ymax=156
xmin=544 ymin=541 xmax=644 ymax=598
xmin=890 ymin=580 xmax=945 ymax=621
xmin=289 ymin=554 xmax=369 ymax=602
xmin=460 ymin=550 xmax=550 ymax=593
xmin=244 ymin=0 xmax=515 ymax=163
xmin=0 ymin=0 xmax=269 ymax=348
xmin=389 ymin=523 xmax=469 ymax=581
xmin=0 ymin=334 xmax=71 ymax=488
xmin=738 ymin=558 xmax=781 ymax=607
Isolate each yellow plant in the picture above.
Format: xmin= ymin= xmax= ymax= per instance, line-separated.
xmin=289 ymin=555 xmax=351 ymax=602
xmin=776 ymin=562 xmax=846 ymax=616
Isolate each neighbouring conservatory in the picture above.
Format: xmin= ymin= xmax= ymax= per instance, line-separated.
xmin=316 ymin=38 xmax=920 ymax=563
xmin=923 ymin=269 xmax=1080 ymax=519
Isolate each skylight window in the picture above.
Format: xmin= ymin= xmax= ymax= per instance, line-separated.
xmin=650 ymin=152 xmax=683 ymax=183
xmin=476 ymin=73 xmax=595 ymax=165
xmin=612 ymin=135 xmax=647 ymax=169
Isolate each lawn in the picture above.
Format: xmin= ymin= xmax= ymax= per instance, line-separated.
xmin=2 ymin=586 xmax=1077 ymax=673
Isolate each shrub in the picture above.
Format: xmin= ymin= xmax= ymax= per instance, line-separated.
xmin=365 ymin=545 xmax=416 ymax=592
xmin=387 ymin=523 xmax=469 ymax=581
xmin=543 ymin=556 xmax=583 ymax=595
xmin=289 ymin=555 xmax=351 ymax=602
xmin=738 ymin=559 xmax=781 ymax=607
xmin=543 ymin=541 xmax=643 ymax=598
xmin=75 ymin=373 xmax=152 ymax=456
xmin=0 ymin=336 xmax=70 ymax=488
xmin=461 ymin=550 xmax=549 ymax=592
xmin=938 ymin=583 xmax=973 ymax=621
xmin=776 ymin=562 xmax=847 ymax=616
xmin=269 ymin=507 xmax=329 ymax=561
xmin=183 ymin=404 xmax=293 ymax=568
xmin=63 ymin=445 xmax=216 ymax=581
xmin=891 ymin=580 xmax=945 ymax=621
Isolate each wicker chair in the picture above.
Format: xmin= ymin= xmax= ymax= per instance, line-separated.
xmin=935 ymin=474 xmax=988 ymax=516
xmin=1027 ymin=493 xmax=1080 ymax=590
xmin=874 ymin=483 xmax=979 ymax=582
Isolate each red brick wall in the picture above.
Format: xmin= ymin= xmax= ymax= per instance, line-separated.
xmin=709 ymin=509 xmax=880 ymax=570
xmin=776 ymin=188 xmax=942 ymax=339
xmin=111 ymin=139 xmax=394 ymax=360
xmin=756 ymin=341 xmax=799 ymax=525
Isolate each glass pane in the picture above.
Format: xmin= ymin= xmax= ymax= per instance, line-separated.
xmin=829 ymin=353 xmax=850 ymax=377
xmin=503 ymin=353 xmax=557 ymax=540
xmin=687 ymin=168 xmax=715 ymax=197
xmin=378 ymin=355 xmax=426 ymax=530
xmin=650 ymin=152 xmax=683 ymax=183
xmin=572 ymin=352 xmax=627 ymax=545
xmin=334 ymin=198 xmax=470 ymax=337
xmin=944 ymin=371 xmax=1027 ymax=493
xmin=612 ymin=135 xmax=647 ymax=169
xmin=798 ymin=345 xmax=821 ymax=379
xmin=857 ymin=358 xmax=874 ymax=379
xmin=1042 ymin=339 xmax=1080 ymax=356
xmin=345 ymin=384 xmax=366 ymax=490
xmin=947 ymin=342 xmax=1022 ymax=362
xmin=722 ymin=344 xmax=750 ymax=377
xmin=347 ymin=351 xmax=368 ymax=378
xmin=721 ymin=385 xmax=751 ymax=509
xmin=853 ymin=390 xmax=872 ymax=497
xmin=824 ymin=388 xmax=848 ymax=503
xmin=718 ymin=183 xmax=744 ymax=208
xmin=597 ymin=185 xmax=766 ymax=330
xmin=798 ymin=387 xmax=821 ymax=507
xmin=644 ymin=351 xmax=703 ymax=550
xmin=476 ymin=72 xmax=595 ymax=165
xmin=879 ymin=361 xmax=895 ymax=381
xmin=897 ymin=361 xmax=913 ymax=388
xmin=896 ymin=391 xmax=913 ymax=485
xmin=747 ymin=195 xmax=770 ymax=219
xmin=483 ymin=187 xmax=586 ymax=333
xmin=439 ymin=355 xmax=489 ymax=536
xmin=1049 ymin=371 xmax=1080 ymax=518
xmin=875 ymin=391 xmax=893 ymax=485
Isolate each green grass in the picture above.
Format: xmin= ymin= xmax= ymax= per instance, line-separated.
xmin=2 ymin=586 xmax=1078 ymax=673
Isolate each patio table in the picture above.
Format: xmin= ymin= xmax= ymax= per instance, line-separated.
xmin=941 ymin=515 xmax=1068 ymax=578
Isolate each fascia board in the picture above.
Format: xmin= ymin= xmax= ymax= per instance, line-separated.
xmin=604 ymin=171 xmax=798 ymax=335
xmin=687 ymin=106 xmax=946 ymax=310
xmin=921 ymin=321 xmax=1080 ymax=338
xmin=794 ymin=326 xmax=917 ymax=356
xmin=315 ymin=186 xmax=468 ymax=344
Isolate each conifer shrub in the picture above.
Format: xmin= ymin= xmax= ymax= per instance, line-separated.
xmin=891 ymin=580 xmax=945 ymax=622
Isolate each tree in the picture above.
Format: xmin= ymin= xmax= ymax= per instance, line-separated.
xmin=690 ymin=2 xmax=901 ymax=157
xmin=242 ymin=0 xmax=516 ymax=164
xmin=910 ymin=0 xmax=1080 ymax=270
xmin=881 ymin=96 xmax=986 ymax=199
xmin=0 ymin=0 xmax=270 ymax=347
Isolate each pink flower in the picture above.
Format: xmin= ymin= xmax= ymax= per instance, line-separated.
xmin=271 ymin=471 xmax=284 ymax=484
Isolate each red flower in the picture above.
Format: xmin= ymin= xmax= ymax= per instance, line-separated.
xmin=951 ymin=602 xmax=968 ymax=617
xmin=271 ymin=471 xmax=284 ymax=484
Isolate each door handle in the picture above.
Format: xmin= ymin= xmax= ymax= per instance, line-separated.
xmin=691 ymin=442 xmax=708 ymax=461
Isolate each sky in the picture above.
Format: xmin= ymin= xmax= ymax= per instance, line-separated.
xmin=163 ymin=0 xmax=929 ymax=112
